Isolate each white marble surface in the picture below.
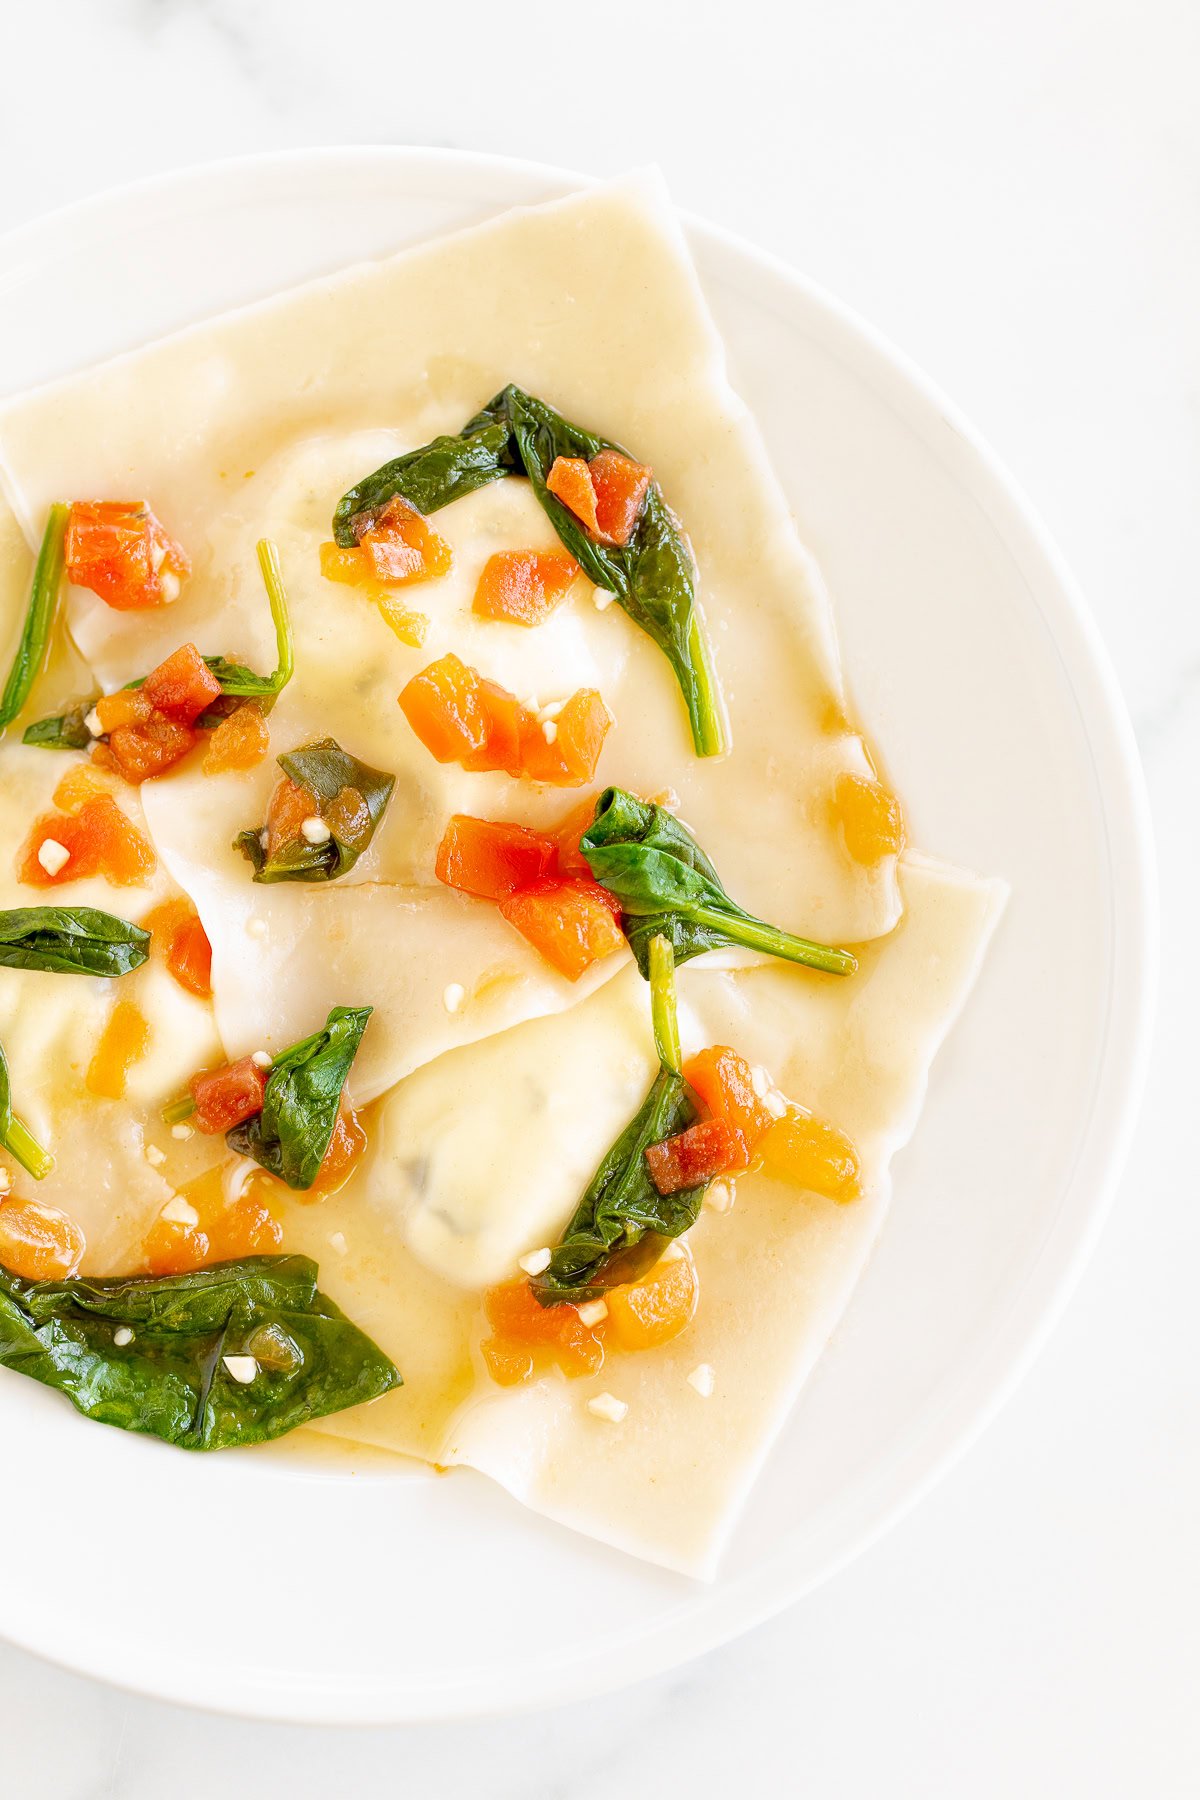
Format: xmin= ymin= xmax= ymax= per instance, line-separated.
xmin=0 ymin=1 xmax=1195 ymax=1793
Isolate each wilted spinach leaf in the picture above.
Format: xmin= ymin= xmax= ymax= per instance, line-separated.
xmin=332 ymin=385 xmax=726 ymax=756
xmin=227 ymin=1006 xmax=372 ymax=1190
xmin=581 ymin=786 xmax=858 ymax=979
xmin=235 ymin=739 xmax=394 ymax=884
xmin=0 ymin=905 xmax=150 ymax=978
xmin=0 ymin=504 xmax=68 ymax=732
xmin=22 ymin=696 xmax=98 ymax=750
xmin=0 ymin=1254 xmax=400 ymax=1450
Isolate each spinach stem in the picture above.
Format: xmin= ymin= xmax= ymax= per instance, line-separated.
xmin=161 ymin=1095 xmax=196 ymax=1126
xmin=2 ymin=1112 xmax=54 ymax=1180
xmin=690 ymin=906 xmax=858 ymax=977
xmin=685 ymin=611 xmax=728 ymax=758
xmin=648 ymin=934 xmax=682 ymax=1074
xmin=255 ymin=538 xmax=294 ymax=694
xmin=0 ymin=504 xmax=69 ymax=730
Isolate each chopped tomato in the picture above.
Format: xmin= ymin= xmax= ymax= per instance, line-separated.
xmin=205 ymin=1182 xmax=284 ymax=1261
xmin=103 ymin=713 xmax=197 ymax=784
xmin=550 ymin=794 xmax=599 ymax=877
xmin=758 ymin=1106 xmax=863 ymax=1204
xmin=588 ymin=449 xmax=652 ymax=546
xmin=20 ymin=793 xmax=156 ymax=887
xmin=545 ymin=457 xmax=600 ymax=533
xmin=607 ymin=1247 xmax=698 ymax=1350
xmin=318 ymin=542 xmax=371 ymax=586
xmin=95 ymin=688 xmax=152 ymax=734
xmin=435 ymin=814 xmax=558 ymax=901
xmin=472 ymin=549 xmax=581 ymax=626
xmin=376 ymin=594 xmax=429 ymax=646
xmin=168 ymin=913 xmax=212 ymax=998
xmin=265 ymin=775 xmax=320 ymax=860
xmin=482 ymin=1278 xmax=605 ymax=1381
xmin=52 ymin=765 xmax=108 ymax=812
xmin=65 ymin=500 xmax=190 ymax=611
xmin=141 ymin=1166 xmax=282 ymax=1276
xmin=86 ymin=999 xmax=150 ymax=1100
xmin=398 ymin=653 xmax=489 ymax=765
xmin=399 ymin=654 xmax=612 ymax=786
xmin=645 ymin=1117 xmax=743 ymax=1195
xmin=463 ymin=677 xmax=525 ymax=777
xmin=480 ymin=1337 xmax=536 ymax=1386
xmin=203 ymin=702 xmax=270 ymax=774
xmin=0 ymin=1197 xmax=85 ymax=1281
xmin=141 ymin=1213 xmax=211 ymax=1278
xmin=832 ymin=770 xmax=906 ymax=864
xmin=309 ymin=1099 xmax=366 ymax=1198
xmin=498 ymin=876 xmax=625 ymax=980
xmin=519 ymin=689 xmax=612 ymax=786
xmin=358 ymin=497 xmax=453 ymax=585
xmin=682 ymin=1045 xmax=776 ymax=1167
xmin=142 ymin=643 xmax=222 ymax=726
xmin=188 ymin=1056 xmax=267 ymax=1135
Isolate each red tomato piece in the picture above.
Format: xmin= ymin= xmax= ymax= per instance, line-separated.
xmin=103 ymin=714 xmax=197 ymax=785
xmin=644 ymin=1117 xmax=744 ymax=1195
xmin=435 ymin=814 xmax=558 ymax=901
xmin=188 ymin=1056 xmax=268 ymax=1135
xmin=498 ymin=876 xmax=625 ymax=980
xmin=142 ymin=643 xmax=222 ymax=726
xmin=472 ymin=550 xmax=581 ymax=626
xmin=681 ymin=1044 xmax=776 ymax=1168
xmin=20 ymin=794 xmax=156 ymax=887
xmin=482 ymin=1278 xmax=605 ymax=1380
xmin=358 ymin=497 xmax=453 ymax=585
xmin=65 ymin=500 xmax=189 ymax=611
xmin=545 ymin=457 xmax=601 ymax=533
xmin=588 ymin=449 xmax=652 ymax=546
xmin=167 ymin=912 xmax=213 ymax=998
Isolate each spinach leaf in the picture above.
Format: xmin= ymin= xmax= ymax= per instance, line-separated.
xmin=532 ymin=934 xmax=703 ymax=1304
xmin=22 ymin=696 xmax=98 ymax=750
xmin=235 ymin=738 xmax=395 ymax=883
xmin=0 ymin=504 xmax=69 ymax=732
xmin=0 ymin=1041 xmax=54 ymax=1180
xmin=0 ymin=1254 xmax=400 ymax=1450
xmin=581 ymin=786 xmax=858 ymax=979
xmin=227 ymin=1006 xmax=372 ymax=1190
xmin=332 ymin=385 xmax=727 ymax=757
xmin=0 ymin=906 xmax=150 ymax=977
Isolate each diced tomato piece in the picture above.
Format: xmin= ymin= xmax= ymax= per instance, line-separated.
xmin=398 ymin=653 xmax=490 ymax=765
xmin=588 ymin=449 xmax=652 ymax=546
xmin=142 ymin=1213 xmax=212 ymax=1278
xmin=520 ymin=689 xmax=612 ymax=786
xmin=464 ymin=678 xmax=525 ymax=777
xmin=682 ymin=1045 xmax=776 ymax=1167
xmin=0 ymin=1197 xmax=85 ymax=1281
xmin=52 ymin=766 xmax=107 ymax=813
xmin=104 ymin=713 xmax=197 ymax=784
xmin=482 ymin=1278 xmax=605 ymax=1380
xmin=758 ymin=1106 xmax=863 ymax=1203
xmin=545 ymin=457 xmax=600 ymax=533
xmin=358 ymin=497 xmax=453 ymax=585
xmin=550 ymin=794 xmax=599 ymax=877
xmin=86 ymin=999 xmax=150 ymax=1100
xmin=319 ymin=542 xmax=371 ymax=586
xmin=480 ymin=1337 xmax=536 ymax=1386
xmin=188 ymin=1057 xmax=268 ymax=1135
xmin=141 ymin=1166 xmax=283 ymax=1277
xmin=645 ymin=1117 xmax=743 ymax=1195
xmin=95 ymin=688 xmax=152 ymax=734
xmin=20 ymin=794 xmax=156 ymax=888
xmin=167 ymin=913 xmax=212 ymax=998
xmin=832 ymin=770 xmax=906 ymax=864
xmin=204 ymin=1184 xmax=284 ymax=1261
xmin=65 ymin=500 xmax=189 ymax=611
xmin=203 ymin=702 xmax=270 ymax=774
xmin=472 ymin=549 xmax=581 ymax=626
xmin=435 ymin=814 xmax=558 ymax=901
xmin=498 ymin=876 xmax=625 ymax=980
xmin=310 ymin=1099 xmax=367 ymax=1198
xmin=142 ymin=643 xmax=222 ymax=726
xmin=607 ymin=1247 xmax=698 ymax=1350
xmin=376 ymin=594 xmax=429 ymax=646
xmin=265 ymin=775 xmax=320 ymax=860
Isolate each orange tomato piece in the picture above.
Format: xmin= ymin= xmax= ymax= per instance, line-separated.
xmin=358 ymin=497 xmax=452 ymax=585
xmin=141 ymin=1166 xmax=284 ymax=1276
xmin=398 ymin=653 xmax=490 ymax=765
xmin=758 ymin=1105 xmax=862 ymax=1203
xmin=52 ymin=765 xmax=108 ymax=812
xmin=0 ymin=1197 xmax=85 ymax=1281
xmin=204 ymin=1182 xmax=284 ymax=1261
xmin=644 ymin=1117 xmax=743 ymax=1195
xmin=20 ymin=794 xmax=156 ymax=887
xmin=588 ymin=449 xmax=652 ymax=546
xmin=545 ymin=457 xmax=600 ymax=533
xmin=480 ymin=1337 xmax=536 ymax=1386
xmin=95 ymin=688 xmax=152 ymax=735
xmin=400 ymin=654 xmax=612 ymax=785
xmin=832 ymin=771 xmax=906 ymax=864
xmin=86 ymin=999 xmax=150 ymax=1100
xmin=550 ymin=793 xmax=600 ymax=877
xmin=472 ymin=549 xmax=581 ymax=626
xmin=103 ymin=714 xmax=197 ymax=784
xmin=264 ymin=775 xmax=320 ymax=860
xmin=142 ymin=643 xmax=222 ymax=725
xmin=141 ymin=1213 xmax=212 ymax=1277
xmin=520 ymin=689 xmax=612 ymax=786
xmin=65 ymin=500 xmax=189 ymax=611
xmin=607 ymin=1248 xmax=698 ymax=1351
xmin=682 ymin=1045 xmax=776 ymax=1168
xmin=435 ymin=814 xmax=558 ymax=901
xmin=188 ymin=1057 xmax=267 ymax=1135
xmin=319 ymin=542 xmax=371 ymax=585
xmin=376 ymin=594 xmax=429 ymax=646
xmin=466 ymin=677 xmax=526 ymax=777
xmin=498 ymin=876 xmax=625 ymax=980
xmin=309 ymin=1099 xmax=367 ymax=1198
xmin=203 ymin=702 xmax=270 ymax=774
xmin=482 ymin=1278 xmax=605 ymax=1380
xmin=167 ymin=912 xmax=212 ymax=998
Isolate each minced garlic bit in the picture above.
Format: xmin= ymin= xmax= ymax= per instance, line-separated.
xmin=245 ymin=916 xmax=268 ymax=939
xmin=442 ymin=982 xmax=466 ymax=1014
xmin=170 ymin=1122 xmax=194 ymax=1141
xmin=159 ymin=570 xmax=182 ymax=604
xmin=0 ymin=1167 xmax=10 ymax=1195
xmin=328 ymin=1231 xmax=348 ymax=1255
xmin=83 ymin=706 xmax=104 ymax=738
xmin=159 ymin=1196 xmax=199 ymax=1228
xmin=222 ymin=1354 xmax=257 ymax=1385
xmin=576 ymin=1298 xmax=608 ymax=1327
xmin=659 ymin=1239 xmax=686 ymax=1262
xmin=251 ymin=1050 xmax=273 ymax=1070
xmin=300 ymin=816 xmax=331 ymax=846
xmin=36 ymin=838 xmax=71 ymax=877
xmin=763 ymin=1089 xmax=787 ymax=1120
xmin=704 ymin=1179 xmax=734 ymax=1214
xmin=593 ymin=586 xmax=614 ymax=611
xmin=113 ymin=1326 xmax=134 ymax=1348
xmin=586 ymin=1392 xmax=628 ymax=1423
xmin=518 ymin=1246 xmax=551 ymax=1277
xmin=541 ymin=720 xmax=558 ymax=745
xmin=687 ymin=1363 xmax=716 ymax=1398
xmin=143 ymin=1144 xmax=166 ymax=1168
xmin=539 ymin=698 xmax=565 ymax=722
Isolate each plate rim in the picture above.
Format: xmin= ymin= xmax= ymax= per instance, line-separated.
xmin=0 ymin=144 xmax=1157 ymax=1722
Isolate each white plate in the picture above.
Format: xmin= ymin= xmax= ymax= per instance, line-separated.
xmin=0 ymin=149 xmax=1155 ymax=1722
